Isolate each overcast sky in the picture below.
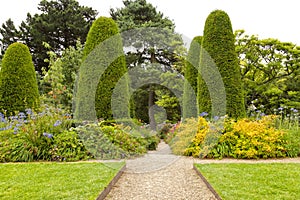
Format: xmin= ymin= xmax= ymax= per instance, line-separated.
xmin=0 ymin=0 xmax=300 ymax=45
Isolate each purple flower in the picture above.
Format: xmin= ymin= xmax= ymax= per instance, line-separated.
xmin=54 ymin=120 xmax=62 ymax=127
xmin=18 ymin=112 xmax=26 ymax=119
xmin=200 ymin=112 xmax=208 ymax=117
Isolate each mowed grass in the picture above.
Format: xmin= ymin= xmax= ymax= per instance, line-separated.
xmin=195 ymin=163 xmax=300 ymax=200
xmin=0 ymin=162 xmax=125 ymax=200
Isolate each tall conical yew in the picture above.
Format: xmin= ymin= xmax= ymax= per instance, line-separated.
xmin=74 ymin=17 xmax=129 ymax=120
xmin=0 ymin=42 xmax=39 ymax=114
xmin=183 ymin=36 xmax=202 ymax=119
xmin=199 ymin=10 xmax=245 ymax=118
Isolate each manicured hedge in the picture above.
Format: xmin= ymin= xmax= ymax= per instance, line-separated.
xmin=0 ymin=42 xmax=39 ymax=115
xmin=183 ymin=36 xmax=202 ymax=119
xmin=199 ymin=10 xmax=245 ymax=118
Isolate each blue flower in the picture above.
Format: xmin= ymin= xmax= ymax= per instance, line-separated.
xmin=278 ymin=107 xmax=284 ymax=111
xmin=200 ymin=112 xmax=208 ymax=117
xmin=25 ymin=108 xmax=33 ymax=115
xmin=213 ymin=116 xmax=219 ymax=121
xmin=18 ymin=112 xmax=26 ymax=119
xmin=54 ymin=120 xmax=62 ymax=127
xmin=43 ymin=132 xmax=53 ymax=139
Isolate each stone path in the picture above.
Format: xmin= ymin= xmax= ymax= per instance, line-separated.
xmin=105 ymin=141 xmax=217 ymax=200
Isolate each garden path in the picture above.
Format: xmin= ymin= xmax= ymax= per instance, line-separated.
xmin=105 ymin=141 xmax=217 ymax=200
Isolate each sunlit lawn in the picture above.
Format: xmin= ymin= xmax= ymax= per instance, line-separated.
xmin=195 ymin=163 xmax=300 ymax=200
xmin=0 ymin=162 xmax=124 ymax=200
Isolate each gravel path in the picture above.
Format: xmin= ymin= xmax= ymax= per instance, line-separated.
xmin=105 ymin=141 xmax=217 ymax=200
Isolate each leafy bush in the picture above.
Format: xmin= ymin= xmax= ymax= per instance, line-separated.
xmin=74 ymin=122 xmax=159 ymax=159
xmin=0 ymin=42 xmax=40 ymax=115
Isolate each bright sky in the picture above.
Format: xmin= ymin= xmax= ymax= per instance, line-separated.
xmin=0 ymin=0 xmax=300 ymax=45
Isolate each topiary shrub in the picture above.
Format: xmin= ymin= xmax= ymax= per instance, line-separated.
xmin=0 ymin=42 xmax=39 ymax=115
xmin=75 ymin=17 xmax=129 ymax=121
xmin=183 ymin=36 xmax=202 ymax=119
xmin=199 ymin=10 xmax=245 ymax=118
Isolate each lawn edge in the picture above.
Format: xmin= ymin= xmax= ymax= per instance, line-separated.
xmin=193 ymin=164 xmax=222 ymax=200
xmin=96 ymin=164 xmax=126 ymax=200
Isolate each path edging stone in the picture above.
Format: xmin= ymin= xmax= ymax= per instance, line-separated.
xmin=97 ymin=165 xmax=126 ymax=200
xmin=193 ymin=164 xmax=222 ymax=200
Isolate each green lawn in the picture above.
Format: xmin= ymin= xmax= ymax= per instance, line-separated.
xmin=195 ymin=163 xmax=300 ymax=200
xmin=0 ymin=162 xmax=125 ymax=200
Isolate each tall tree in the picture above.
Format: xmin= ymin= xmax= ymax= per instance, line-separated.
xmin=0 ymin=0 xmax=97 ymax=73
xmin=199 ymin=10 xmax=245 ymax=119
xmin=110 ymin=0 xmax=185 ymax=130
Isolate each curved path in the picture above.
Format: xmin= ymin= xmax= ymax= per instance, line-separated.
xmin=105 ymin=141 xmax=217 ymax=200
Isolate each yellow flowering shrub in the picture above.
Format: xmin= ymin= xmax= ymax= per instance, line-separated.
xmin=184 ymin=117 xmax=209 ymax=157
xmin=209 ymin=116 xmax=288 ymax=159
xmin=169 ymin=118 xmax=198 ymax=155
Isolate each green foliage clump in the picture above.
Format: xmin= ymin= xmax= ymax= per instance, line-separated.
xmin=74 ymin=122 xmax=159 ymax=159
xmin=200 ymin=10 xmax=245 ymax=118
xmin=0 ymin=42 xmax=39 ymax=115
xmin=183 ymin=36 xmax=202 ymax=119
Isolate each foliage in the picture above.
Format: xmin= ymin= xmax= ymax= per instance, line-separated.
xmin=183 ymin=36 xmax=202 ymax=119
xmin=0 ymin=162 xmax=125 ymax=200
xmin=0 ymin=42 xmax=40 ymax=115
xmin=0 ymin=0 xmax=97 ymax=73
xmin=0 ymin=107 xmax=90 ymax=162
xmin=235 ymin=30 xmax=300 ymax=114
xmin=208 ymin=116 xmax=292 ymax=159
xmin=73 ymin=122 xmax=159 ymax=159
xmin=195 ymin=163 xmax=300 ymax=200
xmin=200 ymin=10 xmax=245 ymax=118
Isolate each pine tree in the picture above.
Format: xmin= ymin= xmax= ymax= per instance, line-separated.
xmin=0 ymin=42 xmax=39 ymax=115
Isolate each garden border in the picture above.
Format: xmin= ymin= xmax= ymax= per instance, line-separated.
xmin=96 ymin=164 xmax=126 ymax=200
xmin=193 ymin=164 xmax=222 ymax=200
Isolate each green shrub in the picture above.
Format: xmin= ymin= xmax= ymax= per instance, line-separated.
xmin=200 ymin=10 xmax=245 ymax=118
xmin=0 ymin=42 xmax=40 ymax=115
